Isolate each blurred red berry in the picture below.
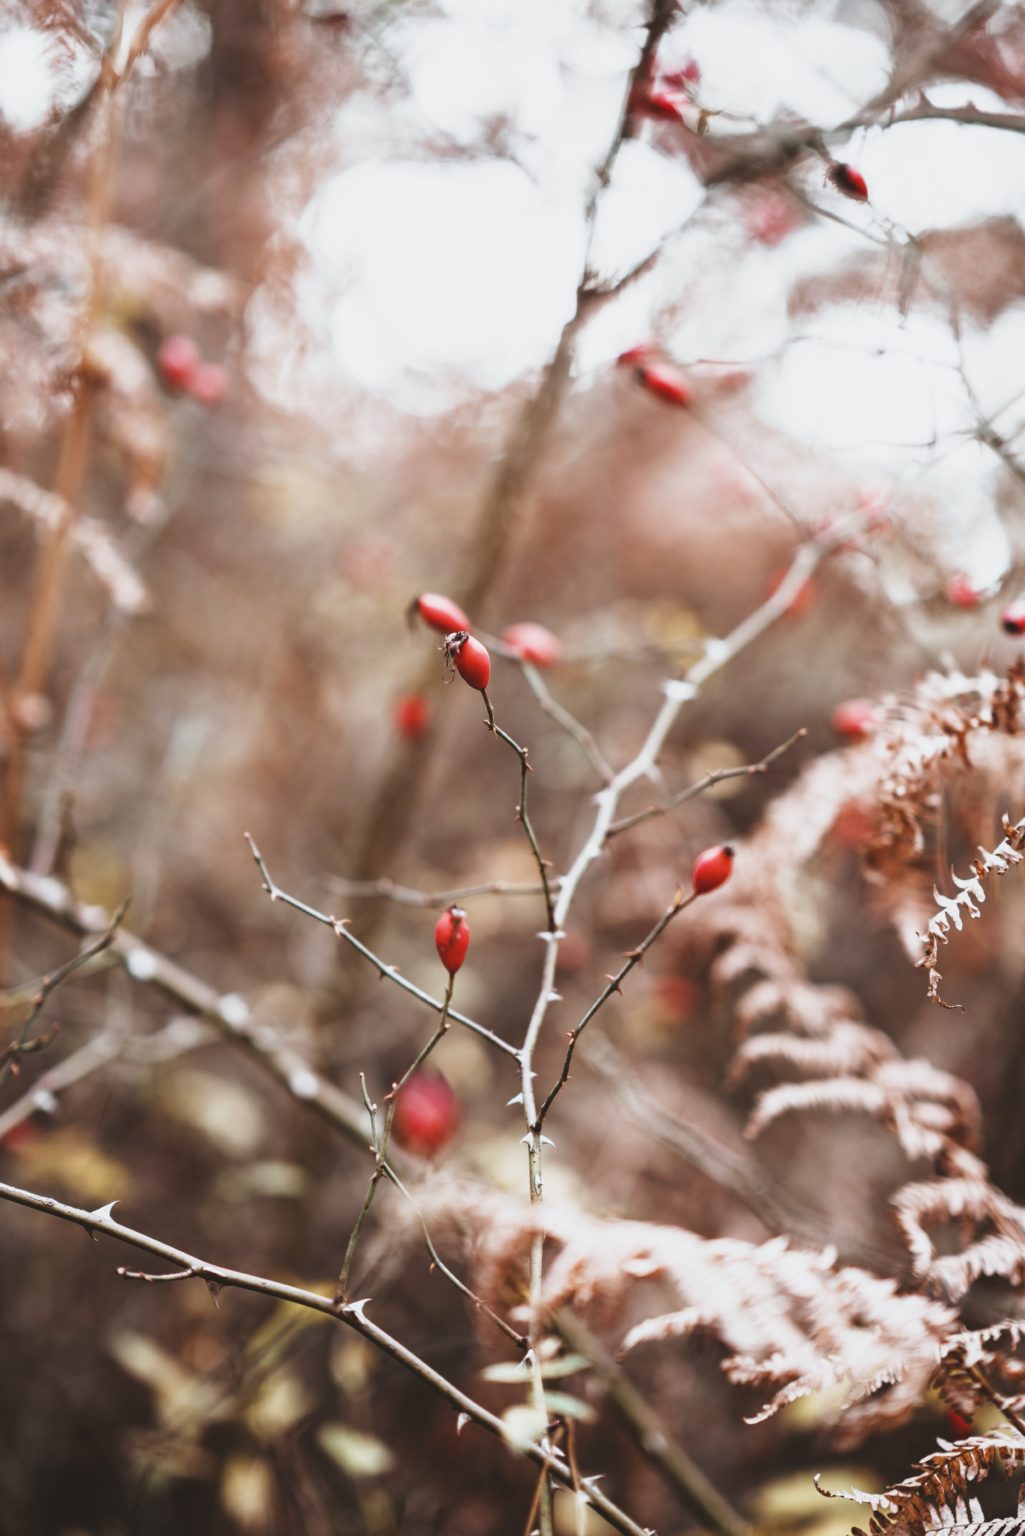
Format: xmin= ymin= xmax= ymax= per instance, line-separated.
xmin=443 ymin=631 xmax=491 ymax=690
xmin=946 ymin=574 xmax=981 ymax=608
xmin=1002 ymin=597 xmax=1025 ymax=635
xmin=617 ymin=343 xmax=659 ymax=367
xmin=661 ymin=59 xmax=701 ymax=90
xmin=0 ymin=1120 xmax=37 ymax=1155
xmin=636 ymin=361 xmax=694 ymax=408
xmin=502 ymin=622 xmax=561 ymax=667
xmin=555 ymin=932 xmax=590 ymax=975
xmin=832 ymin=800 xmax=874 ymax=849
xmin=157 ymin=334 xmax=201 ymax=391
xmin=630 ymin=88 xmax=686 ymax=122
xmin=692 ymin=844 xmax=734 ymax=895
xmin=434 ymin=904 xmax=470 ymax=974
xmin=828 ymin=161 xmax=868 ymax=201
xmin=745 ymin=191 xmax=799 ymax=246
xmin=411 ymin=592 xmax=471 ymax=634
xmin=394 ymin=693 xmax=431 ymax=739
xmin=653 ymin=975 xmax=698 ymax=1025
xmin=945 ymin=1409 xmax=973 ymax=1437
xmin=831 ymin=698 xmax=879 ymax=739
xmin=187 ymin=360 xmax=229 ymax=406
xmin=768 ymin=567 xmax=817 ymax=616
xmin=392 ymin=1071 xmax=459 ymax=1158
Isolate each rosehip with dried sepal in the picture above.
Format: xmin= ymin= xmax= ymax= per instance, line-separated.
xmin=443 ymin=630 xmax=491 ymax=690
xmin=692 ymin=844 xmax=734 ymax=895
xmin=831 ymin=698 xmax=879 ymax=740
xmin=502 ymin=622 xmax=561 ymax=667
xmin=391 ymin=1071 xmax=460 ymax=1158
xmin=410 ymin=592 xmax=471 ymax=634
xmin=636 ymin=361 xmax=694 ymax=408
xmin=828 ymin=161 xmax=868 ymax=202
xmin=1002 ymin=597 xmax=1025 ymax=635
xmin=157 ymin=334 xmax=201 ymax=391
xmin=434 ymin=904 xmax=470 ymax=974
xmin=394 ymin=693 xmax=431 ymax=739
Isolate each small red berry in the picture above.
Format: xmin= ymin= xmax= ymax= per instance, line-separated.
xmin=1002 ymin=597 xmax=1025 ymax=635
xmin=832 ymin=800 xmax=874 ymax=849
xmin=187 ymin=360 xmax=229 ymax=406
xmin=692 ymin=843 xmax=734 ymax=895
xmin=660 ymin=59 xmax=701 ymax=91
xmin=434 ymin=904 xmax=470 ymax=974
xmin=411 ymin=592 xmax=471 ymax=634
xmin=616 ymin=343 xmax=659 ymax=367
xmin=653 ymin=975 xmax=698 ymax=1025
xmin=945 ymin=1409 xmax=973 ymax=1437
xmin=828 ymin=161 xmax=868 ymax=202
xmin=831 ymin=698 xmax=879 ymax=739
xmin=443 ymin=631 xmax=491 ymax=690
xmin=630 ymin=88 xmax=686 ymax=123
xmin=745 ymin=190 xmax=800 ymax=247
xmin=394 ymin=693 xmax=431 ymax=739
xmin=502 ymin=622 xmax=561 ymax=667
xmin=636 ymin=361 xmax=694 ymax=408
xmin=946 ymin=574 xmax=981 ymax=608
xmin=157 ymin=334 xmax=201 ymax=391
xmin=392 ymin=1071 xmax=460 ymax=1158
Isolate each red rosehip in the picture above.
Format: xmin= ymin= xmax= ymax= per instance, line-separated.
xmin=617 ymin=342 xmax=659 ymax=367
xmin=411 ymin=592 xmax=471 ymax=634
xmin=831 ymin=698 xmax=879 ymax=739
xmin=831 ymin=800 xmax=874 ymax=849
xmin=630 ymin=88 xmax=686 ymax=123
xmin=653 ymin=974 xmax=698 ymax=1025
xmin=502 ymin=622 xmax=561 ymax=667
xmin=434 ymin=904 xmax=470 ymax=974
xmin=946 ymin=574 xmax=981 ymax=608
xmin=443 ymin=630 xmax=491 ymax=690
xmin=1002 ymin=597 xmax=1025 ymax=635
xmin=828 ymin=161 xmax=868 ymax=202
xmin=391 ymin=1071 xmax=460 ymax=1158
xmin=636 ymin=361 xmax=694 ymax=408
xmin=394 ymin=693 xmax=431 ymax=739
xmin=692 ymin=843 xmax=734 ymax=895
xmin=187 ymin=360 xmax=229 ymax=406
xmin=157 ymin=334 xmax=201 ymax=391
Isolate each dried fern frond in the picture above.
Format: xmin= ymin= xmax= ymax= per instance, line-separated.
xmin=465 ymin=1195 xmax=956 ymax=1445
xmin=893 ymin=1179 xmax=1025 ymax=1300
xmin=916 ymin=814 xmax=1025 ymax=1008
xmin=816 ymin=1429 xmax=1025 ymax=1536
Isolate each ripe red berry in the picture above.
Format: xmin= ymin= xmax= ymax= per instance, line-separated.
xmin=434 ymin=904 xmax=470 ymax=973
xmin=636 ymin=361 xmax=694 ymax=408
xmin=630 ymin=88 xmax=686 ymax=123
xmin=831 ymin=698 xmax=879 ymax=739
xmin=187 ymin=360 xmax=229 ymax=406
xmin=617 ymin=343 xmax=659 ymax=368
xmin=157 ymin=334 xmax=201 ymax=391
xmin=828 ymin=161 xmax=868 ymax=202
xmin=443 ymin=631 xmax=491 ymax=690
xmin=411 ymin=592 xmax=471 ymax=634
xmin=394 ymin=693 xmax=431 ymax=739
xmin=1002 ymin=597 xmax=1025 ymax=635
xmin=692 ymin=843 xmax=734 ymax=895
xmin=946 ymin=574 xmax=981 ymax=608
xmin=502 ymin=622 xmax=561 ymax=667
xmin=391 ymin=1071 xmax=460 ymax=1158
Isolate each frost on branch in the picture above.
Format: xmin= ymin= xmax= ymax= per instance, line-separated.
xmin=468 ymin=1198 xmax=955 ymax=1447
xmin=916 ymin=815 xmax=1025 ymax=1009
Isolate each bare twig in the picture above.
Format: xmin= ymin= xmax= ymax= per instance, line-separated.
xmin=481 ymin=691 xmax=557 ymax=932
xmin=0 ymin=1179 xmax=651 ymax=1536
xmin=606 ymin=728 xmax=807 ymax=840
xmin=325 ymin=875 xmax=560 ymax=909
xmin=244 ymin=834 xmax=519 ymax=1060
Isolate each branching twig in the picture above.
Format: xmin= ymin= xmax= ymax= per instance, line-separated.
xmin=0 ymin=1179 xmax=651 ymax=1536
xmin=244 ymin=834 xmax=518 ymax=1059
xmin=481 ymin=691 xmax=556 ymax=932
xmin=605 ymin=728 xmax=807 ymax=840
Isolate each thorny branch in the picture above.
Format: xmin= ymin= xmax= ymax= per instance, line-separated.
xmin=244 ymin=833 xmax=518 ymax=1059
xmin=481 ymin=689 xmax=557 ymax=932
xmin=0 ymin=1178 xmax=652 ymax=1536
